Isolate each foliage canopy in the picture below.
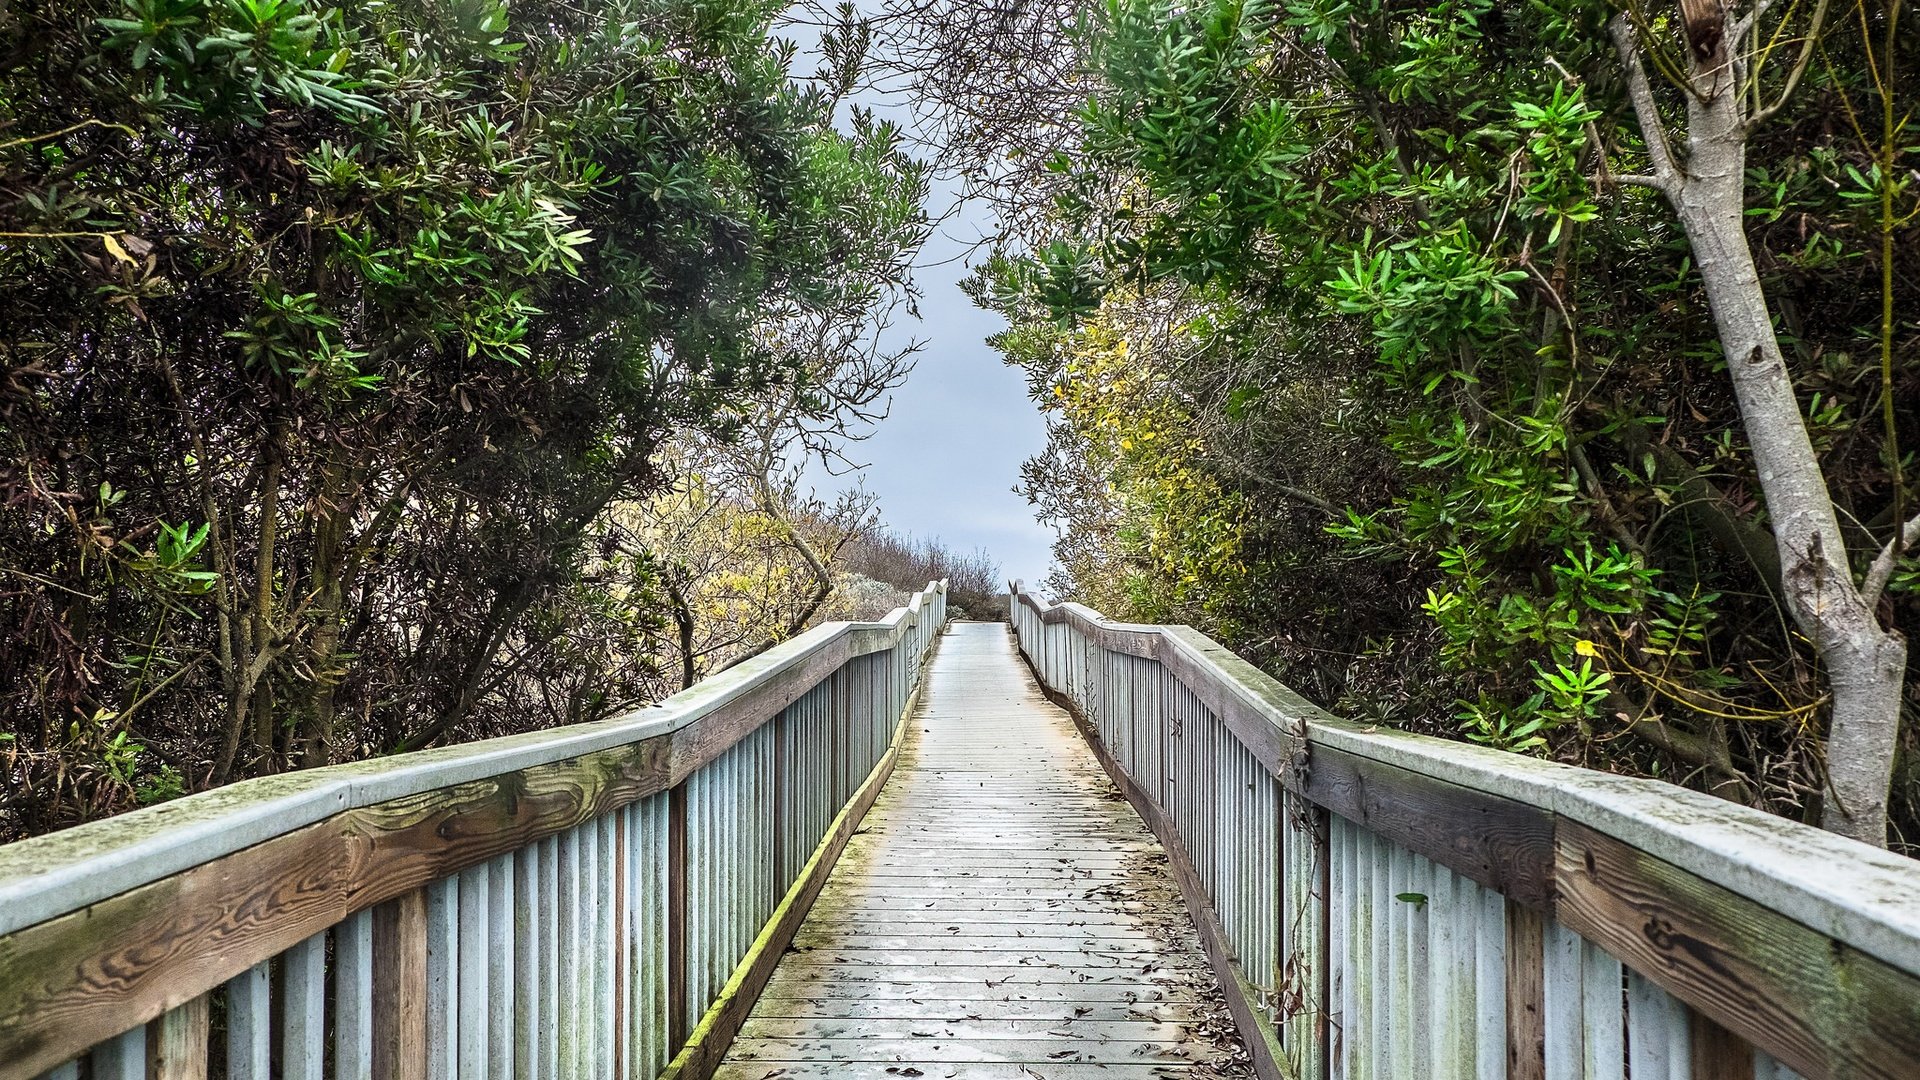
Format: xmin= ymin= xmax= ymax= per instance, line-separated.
xmin=0 ymin=0 xmax=927 ymax=835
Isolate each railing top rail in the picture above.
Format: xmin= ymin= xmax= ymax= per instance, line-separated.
xmin=1010 ymin=583 xmax=1920 ymax=983
xmin=0 ymin=581 xmax=947 ymax=938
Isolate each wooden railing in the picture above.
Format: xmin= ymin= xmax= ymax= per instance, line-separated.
xmin=1010 ymin=585 xmax=1920 ymax=1080
xmin=0 ymin=582 xmax=947 ymax=1080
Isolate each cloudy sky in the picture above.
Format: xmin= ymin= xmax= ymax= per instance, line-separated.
xmin=795 ymin=22 xmax=1058 ymax=588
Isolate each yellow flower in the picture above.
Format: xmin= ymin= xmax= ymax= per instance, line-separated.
xmin=1573 ymin=639 xmax=1599 ymax=657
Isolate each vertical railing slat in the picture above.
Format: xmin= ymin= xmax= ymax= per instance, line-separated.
xmin=559 ymin=824 xmax=584 ymax=1076
xmin=1582 ymin=939 xmax=1626 ymax=1080
xmin=226 ymin=961 xmax=271 ymax=1080
xmin=515 ymin=840 xmax=543 ymax=1080
xmin=457 ymin=863 xmax=490 ymax=1079
xmin=1473 ymin=882 xmax=1506 ymax=1080
xmin=1428 ymin=866 xmax=1463 ymax=1076
xmin=488 ymin=852 xmax=516 ymax=1080
xmin=542 ymin=835 xmax=562 ymax=1077
xmin=1325 ymin=811 xmax=1347 ymax=1080
xmin=282 ymin=930 xmax=327 ymax=1080
xmin=1627 ymin=970 xmax=1690 ymax=1079
xmin=1543 ymin=919 xmax=1584 ymax=1080
xmin=148 ymin=994 xmax=210 ymax=1080
xmin=89 ymin=1026 xmax=146 ymax=1080
xmin=597 ymin=811 xmax=619 ymax=1072
xmin=336 ymin=909 xmax=375 ymax=1080
xmin=425 ymin=876 xmax=460 ymax=1080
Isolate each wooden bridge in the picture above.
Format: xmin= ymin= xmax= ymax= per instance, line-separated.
xmin=3 ymin=582 xmax=1919 ymax=1080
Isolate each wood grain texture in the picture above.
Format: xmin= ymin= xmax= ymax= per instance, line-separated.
xmin=715 ymin=623 xmax=1252 ymax=1080
xmin=372 ymin=890 xmax=427 ymax=1080
xmin=658 ymin=638 xmax=928 ymax=1080
xmin=0 ymin=817 xmax=341 ymax=1080
xmin=1691 ymin=1009 xmax=1755 ymax=1080
xmin=1012 ymin=587 xmax=1920 ymax=995
xmin=1505 ymin=899 xmax=1546 ymax=1080
xmin=145 ymin=995 xmax=208 ymax=1080
xmin=1015 ymin=632 xmax=1283 ymax=1080
xmin=0 ymin=586 xmax=946 ymax=945
xmin=1554 ymin=820 xmax=1920 ymax=1080
xmin=667 ymin=780 xmax=690 ymax=1046
xmin=0 ymin=600 xmax=949 ymax=1080
xmin=1304 ymin=746 xmax=1556 ymax=909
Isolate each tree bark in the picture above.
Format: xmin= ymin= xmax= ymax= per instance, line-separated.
xmin=1609 ymin=15 xmax=1908 ymax=846
xmin=249 ymin=419 xmax=286 ymax=770
xmin=667 ymin=579 xmax=699 ymax=691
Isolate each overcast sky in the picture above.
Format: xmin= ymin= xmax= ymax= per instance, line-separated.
xmin=795 ymin=22 xmax=1058 ymax=588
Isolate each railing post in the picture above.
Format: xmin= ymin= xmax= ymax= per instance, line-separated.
xmin=666 ymin=781 xmax=690 ymax=1048
xmin=1506 ymin=899 xmax=1547 ymax=1080
xmin=372 ymin=890 xmax=428 ymax=1080
xmin=146 ymin=995 xmax=209 ymax=1080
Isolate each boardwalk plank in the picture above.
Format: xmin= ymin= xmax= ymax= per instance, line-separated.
xmin=718 ymin=622 xmax=1247 ymax=1077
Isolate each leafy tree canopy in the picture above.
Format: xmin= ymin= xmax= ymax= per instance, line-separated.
xmin=953 ymin=0 xmax=1917 ymax=844
xmin=0 ymin=0 xmax=927 ymax=835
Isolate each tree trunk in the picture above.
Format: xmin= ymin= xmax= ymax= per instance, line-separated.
xmin=667 ymin=579 xmax=698 ymax=690
xmin=301 ymin=490 xmax=349 ymax=768
xmin=1611 ymin=15 xmax=1908 ymax=845
xmin=249 ymin=424 xmax=285 ymax=770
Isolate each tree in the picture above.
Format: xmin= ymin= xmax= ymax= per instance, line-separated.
xmin=1608 ymin=0 xmax=1913 ymax=843
xmin=0 ymin=0 xmax=926 ymax=836
xmin=957 ymin=0 xmax=1916 ymax=845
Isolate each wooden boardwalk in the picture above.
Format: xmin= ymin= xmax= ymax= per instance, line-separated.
xmin=716 ymin=621 xmax=1248 ymax=1079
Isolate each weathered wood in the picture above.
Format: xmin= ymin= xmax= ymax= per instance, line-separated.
xmin=1554 ymin=820 xmax=1920 ymax=1080
xmin=1473 ymin=883 xmax=1506 ymax=1080
xmin=485 ymin=853 xmax=514 ymax=1080
xmin=225 ymin=962 xmax=270 ymax=1080
xmin=334 ymin=910 xmax=375 ymax=1080
xmin=1011 ymin=586 xmax=1920 ymax=998
xmin=371 ymin=890 xmax=428 ymax=1080
xmin=657 ymin=643 xmax=924 ymax=1080
xmin=556 ymin=825 xmax=582 ymax=1077
xmin=1069 ymin=687 xmax=1289 ymax=1080
xmin=1506 ymin=898 xmax=1546 ymax=1080
xmin=90 ymin=1027 xmax=145 ymax=1080
xmin=146 ymin=995 xmax=209 ymax=1080
xmin=423 ymin=878 xmax=458 ymax=1079
xmin=455 ymin=865 xmax=490 ymax=1079
xmin=1303 ymin=745 xmax=1555 ymax=910
xmin=1691 ymin=1009 xmax=1756 ymax=1080
xmin=0 ymin=590 xmax=950 ymax=1079
xmin=716 ymin=1065 xmax=1225 ymax=1079
xmin=281 ymin=932 xmax=327 ymax=1080
xmin=717 ymin=624 xmax=1253 ymax=1079
xmin=725 ymin=1035 xmax=1224 ymax=1064
xmin=536 ymin=836 xmax=560 ymax=1076
xmin=0 ymin=585 xmax=948 ymax=949
xmin=611 ymin=814 xmax=627 ymax=1080
xmin=1628 ymin=971 xmax=1691 ymax=1080
xmin=667 ymin=777 xmax=690 ymax=1046
xmin=512 ymin=848 xmax=541 ymax=1080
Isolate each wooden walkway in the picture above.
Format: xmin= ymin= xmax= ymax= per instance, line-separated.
xmin=716 ymin=621 xmax=1248 ymax=1079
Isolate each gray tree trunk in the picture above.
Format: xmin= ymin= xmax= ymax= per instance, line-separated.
xmin=1610 ymin=15 xmax=1907 ymax=846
